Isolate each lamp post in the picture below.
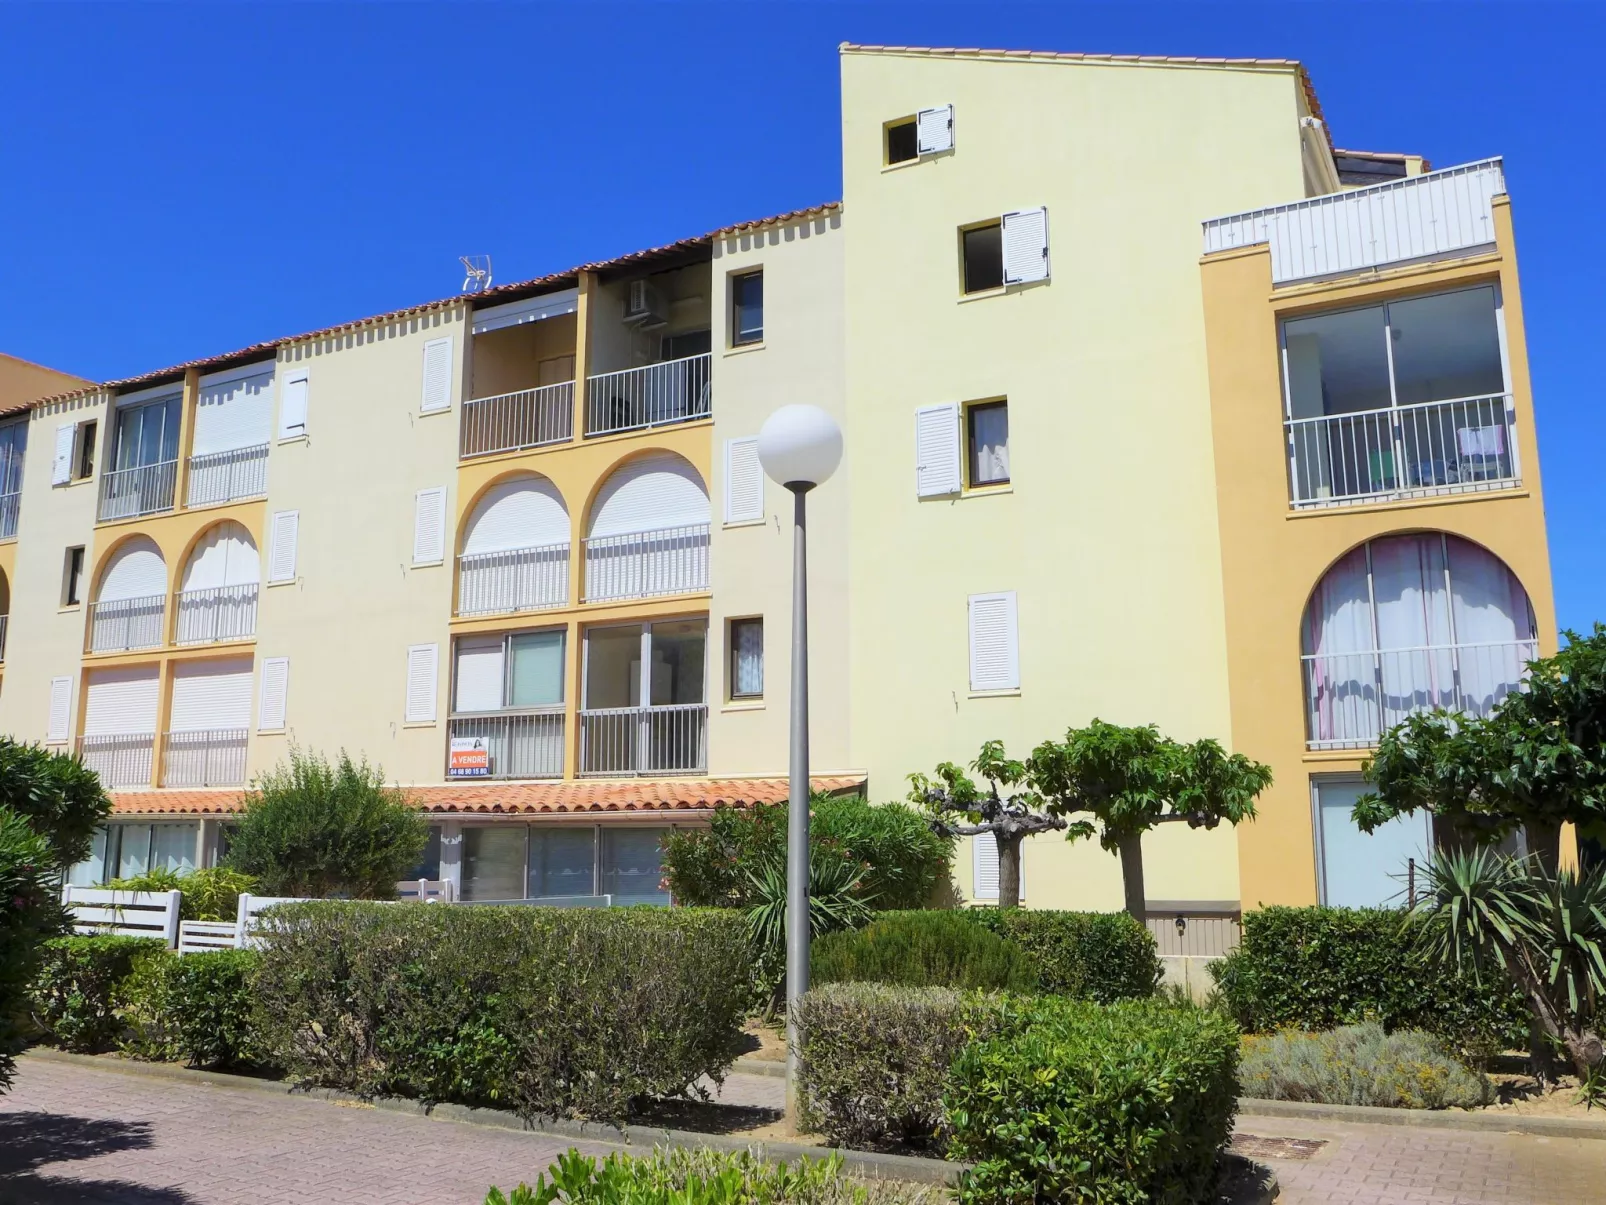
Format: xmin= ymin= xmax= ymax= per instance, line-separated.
xmin=756 ymin=404 xmax=843 ymax=1124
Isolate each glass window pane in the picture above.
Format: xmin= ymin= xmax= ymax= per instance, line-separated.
xmin=509 ymin=630 xmax=565 ymax=708
xmin=1283 ymin=305 xmax=1390 ymax=418
xmin=967 ymin=403 xmax=1009 ymax=486
xmin=68 ymin=827 xmax=109 ymax=887
xmin=150 ymin=823 xmax=197 ymax=875
xmin=405 ymin=826 xmax=443 ymax=881
xmin=460 ymin=826 xmax=526 ymax=901
xmin=529 ymin=827 xmax=597 ymax=898
xmin=601 ymin=828 xmax=670 ymax=905
xmin=116 ymin=823 xmax=153 ymax=879
xmin=962 ymin=224 xmax=1003 ymax=293
xmin=1316 ymin=777 xmax=1431 ymax=907
xmin=1386 ymin=288 xmax=1504 ymax=406
xmin=585 ymin=625 xmax=642 ymax=709
xmin=650 ymin=620 xmax=706 ymax=706
xmin=733 ymin=272 xmax=763 ymax=344
xmin=730 ymin=619 xmax=763 ymax=699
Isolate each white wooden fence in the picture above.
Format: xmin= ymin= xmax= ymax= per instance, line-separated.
xmin=61 ymin=887 xmax=181 ymax=946
xmin=176 ymin=920 xmax=239 ymax=954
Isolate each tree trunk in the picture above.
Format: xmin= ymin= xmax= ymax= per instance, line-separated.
xmin=1527 ymin=819 xmax=1563 ymax=876
xmin=1117 ymin=834 xmax=1146 ymax=922
xmin=997 ymin=834 xmax=1023 ymax=909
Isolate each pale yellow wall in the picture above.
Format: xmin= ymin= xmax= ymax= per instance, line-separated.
xmin=706 ymin=212 xmax=855 ymax=779
xmin=840 ymin=48 xmax=1314 ymax=909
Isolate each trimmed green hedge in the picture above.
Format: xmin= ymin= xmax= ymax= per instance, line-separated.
xmin=120 ymin=949 xmax=262 ymax=1069
xmin=1 ymin=808 xmax=64 ymax=1091
xmin=250 ymin=902 xmax=749 ymax=1121
xmin=29 ymin=935 xmax=163 ymax=1052
xmin=810 ymin=912 xmax=1037 ymax=993
xmin=966 ymin=908 xmax=1161 ymax=1002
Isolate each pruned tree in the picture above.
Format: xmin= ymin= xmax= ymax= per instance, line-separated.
xmin=909 ymin=740 xmax=1067 ymax=909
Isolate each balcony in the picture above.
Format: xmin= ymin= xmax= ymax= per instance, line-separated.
xmin=86 ymin=594 xmax=166 ymax=654
xmin=78 ymin=733 xmax=155 ymax=788
xmin=160 ymin=728 xmax=248 ymax=787
xmin=582 ymin=524 xmax=710 ymax=603
xmin=99 ymin=459 xmax=178 ymax=522
xmin=456 ymin=543 xmax=569 ymax=616
xmin=0 ymin=491 xmax=17 ymax=540
xmin=173 ymin=584 xmax=259 ymax=645
xmin=447 ymin=709 xmax=565 ymax=780
xmin=579 ymin=703 xmax=707 ymax=776
xmin=186 ymin=443 xmax=268 ymax=508
xmin=1203 ymin=158 xmax=1505 ymax=285
xmin=585 ymin=354 xmax=711 ymax=438
xmin=460 ymin=383 xmax=574 ymax=458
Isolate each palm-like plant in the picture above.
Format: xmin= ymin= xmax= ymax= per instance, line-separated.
xmin=745 ymin=848 xmax=873 ymax=954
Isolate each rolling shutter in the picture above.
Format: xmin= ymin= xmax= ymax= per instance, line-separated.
xmin=916 ymin=104 xmax=954 ymax=154
xmin=588 ymin=454 xmax=709 ymax=537
xmin=268 ymin=511 xmax=299 ymax=583
xmin=47 ymin=676 xmax=73 ymax=742
xmin=413 ymin=487 xmax=447 ymax=565
xmin=421 ymin=336 xmax=454 ymax=414
xmin=278 ymin=369 xmax=309 ymax=439
xmin=453 ymin=636 xmax=505 ymax=713
xmin=968 ymin=591 xmax=1020 ymax=692
xmin=724 ymin=438 xmax=763 ymax=524
xmin=406 ymin=644 xmax=439 ymax=723
xmin=462 ymin=476 xmax=568 ymax=555
xmin=971 ymin=833 xmax=1023 ymax=902
xmin=915 ymin=404 xmax=962 ymax=497
xmin=169 ymin=658 xmax=253 ymax=732
xmin=98 ymin=537 xmax=167 ymax=601
xmin=52 ymin=424 xmax=76 ymax=485
xmin=194 ymin=366 xmax=275 ymax=455
xmin=180 ymin=521 xmax=260 ymax=590
xmin=84 ymin=667 xmax=160 ymax=736
xmin=1002 ymin=207 xmax=1050 ymax=285
xmin=257 ymin=658 xmax=289 ymax=731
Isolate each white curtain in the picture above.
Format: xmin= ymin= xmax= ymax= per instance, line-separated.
xmin=732 ymin=621 xmax=764 ymax=697
xmin=1370 ymin=534 xmax=1455 ymax=729
xmin=1303 ymin=547 xmax=1375 ymax=745
xmin=1447 ymin=538 xmax=1537 ymax=716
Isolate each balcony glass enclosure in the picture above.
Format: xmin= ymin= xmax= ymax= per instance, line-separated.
xmin=101 ymin=393 xmax=181 ymax=520
xmin=458 ymin=823 xmax=671 ymax=906
xmin=581 ymin=620 xmax=707 ymax=775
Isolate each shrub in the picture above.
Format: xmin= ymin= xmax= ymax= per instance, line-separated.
xmin=224 ymin=748 xmax=428 ymax=898
xmin=946 ymin=997 xmax=1240 ymax=1205
xmin=1238 ymin=1023 xmax=1491 ymax=1109
xmin=119 ymin=948 xmax=262 ymax=1069
xmin=1211 ymin=905 xmax=1528 ymax=1060
xmin=966 ymin=908 xmax=1160 ymax=1001
xmin=106 ymin=866 xmax=258 ymax=922
xmin=0 ymin=737 xmax=112 ymax=868
xmin=795 ymin=982 xmax=1007 ymax=1148
xmin=29 ymin=935 xmax=162 ymax=1052
xmin=1 ymin=808 xmax=66 ymax=1091
xmin=811 ymin=911 xmax=1036 ymax=993
xmin=250 ymin=902 xmax=749 ymax=1121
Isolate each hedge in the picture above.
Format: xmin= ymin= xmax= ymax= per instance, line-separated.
xmin=1239 ymin=1023 xmax=1491 ymax=1109
xmin=1210 ymin=906 xmax=1528 ymax=1060
xmin=28 ymin=935 xmax=163 ymax=1053
xmin=120 ymin=949 xmax=262 ymax=1069
xmin=1 ymin=808 xmax=64 ymax=1091
xmin=810 ymin=912 xmax=1037 ymax=993
xmin=250 ymin=902 xmax=749 ymax=1121
xmin=965 ymin=908 xmax=1161 ymax=1002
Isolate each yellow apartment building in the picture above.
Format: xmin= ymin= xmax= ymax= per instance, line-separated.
xmin=0 ymin=44 xmax=1554 ymax=942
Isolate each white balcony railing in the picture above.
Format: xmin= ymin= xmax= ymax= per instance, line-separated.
xmin=77 ymin=733 xmax=156 ymax=788
xmin=583 ymin=524 xmax=709 ymax=603
xmin=174 ymin=584 xmax=259 ymax=645
xmin=456 ymin=543 xmax=569 ymax=616
xmin=161 ymin=728 xmax=248 ymax=787
xmin=87 ymin=594 xmax=166 ymax=653
xmin=1304 ymin=638 xmax=1538 ymax=750
xmin=1203 ymin=158 xmax=1506 ymax=285
xmin=98 ymin=459 xmax=179 ymax=522
xmin=1288 ymin=394 xmax=1520 ymax=508
xmin=579 ymin=703 xmax=707 ymax=777
xmin=186 ymin=443 xmax=268 ymax=508
xmin=0 ymin=614 xmax=8 ymax=662
xmin=0 ymin=491 xmax=18 ymax=540
xmin=585 ymin=354 xmax=711 ymax=437
xmin=447 ymin=709 xmax=565 ymax=780
xmin=461 ymin=382 xmax=574 ymax=458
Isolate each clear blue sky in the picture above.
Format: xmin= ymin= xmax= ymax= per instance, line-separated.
xmin=2 ymin=2 xmax=1599 ymax=628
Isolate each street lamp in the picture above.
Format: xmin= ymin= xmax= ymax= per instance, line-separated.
xmin=756 ymin=403 xmax=843 ymax=1122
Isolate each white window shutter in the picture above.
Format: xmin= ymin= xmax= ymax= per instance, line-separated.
xmin=968 ymin=591 xmax=1020 ymax=692
xmin=47 ymin=676 xmax=73 ymax=742
xmin=268 ymin=511 xmax=299 ymax=583
xmin=52 ymin=424 xmax=75 ymax=485
xmin=413 ymin=487 xmax=447 ymax=565
xmin=405 ymin=644 xmax=439 ymax=723
xmin=420 ymin=337 xmax=453 ymax=414
xmin=915 ymin=404 xmax=962 ymax=497
xmin=916 ymin=104 xmax=954 ymax=154
xmin=279 ymin=369 xmax=309 ymax=438
xmin=258 ymin=658 xmax=289 ymax=731
xmin=973 ymin=835 xmax=999 ymax=901
xmin=724 ymin=438 xmax=764 ymax=524
xmin=1002 ymin=207 xmax=1050 ymax=284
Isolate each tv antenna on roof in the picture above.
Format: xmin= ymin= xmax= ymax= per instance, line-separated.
xmin=460 ymin=255 xmax=493 ymax=294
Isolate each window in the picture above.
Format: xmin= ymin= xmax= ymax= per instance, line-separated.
xmin=729 ymin=618 xmax=763 ymax=700
xmin=453 ymin=629 xmax=565 ymax=713
xmin=62 ymin=546 xmax=84 ymax=606
xmin=600 ymin=828 xmax=671 ymax=905
xmin=403 ymin=825 xmax=443 ymax=882
xmin=457 ymin=823 xmax=671 ymax=905
xmin=885 ymin=118 xmax=918 ymax=165
xmin=962 ymin=223 xmax=1004 ymax=294
xmin=75 ymin=420 xmax=97 ymax=480
xmin=66 ymin=821 xmax=198 ymax=886
xmin=112 ymin=395 xmax=181 ymax=472
xmin=0 ymin=420 xmax=25 ymax=500
xmin=1313 ymin=776 xmax=1430 ymax=907
xmin=582 ymin=620 xmax=707 ymax=775
xmin=886 ymin=105 xmax=953 ymax=163
xmin=966 ymin=401 xmax=1010 ymax=487
xmin=731 ymin=270 xmax=764 ymax=346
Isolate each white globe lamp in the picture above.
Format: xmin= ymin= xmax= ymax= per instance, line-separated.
xmin=758 ymin=404 xmax=842 ymax=491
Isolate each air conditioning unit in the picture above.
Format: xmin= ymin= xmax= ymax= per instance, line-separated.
xmin=623 ymin=279 xmax=669 ymax=328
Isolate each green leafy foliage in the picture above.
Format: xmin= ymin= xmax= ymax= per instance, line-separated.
xmin=250 ymin=902 xmax=749 ymax=1121
xmin=119 ymin=948 xmax=262 ymax=1069
xmin=1239 ymin=1023 xmax=1492 ymax=1109
xmin=106 ymin=865 xmax=258 ymax=922
xmin=810 ymin=911 xmax=1036 ymax=993
xmin=28 ymin=934 xmax=163 ymax=1052
xmin=964 ymin=908 xmax=1161 ymax=1002
xmin=746 ymin=846 xmax=872 ymax=1003
xmin=945 ymin=996 xmax=1240 ymax=1205
xmin=0 ymin=808 xmax=67 ymax=1091
xmin=224 ymin=748 xmax=427 ymax=898
xmin=0 ymin=737 xmax=112 ymax=868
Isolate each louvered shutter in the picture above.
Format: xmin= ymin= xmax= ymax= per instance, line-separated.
xmin=968 ymin=591 xmax=1020 ymax=691
xmin=413 ymin=487 xmax=447 ymax=565
xmin=971 ymin=833 xmax=1023 ymax=902
xmin=915 ymin=404 xmax=962 ymax=497
xmin=406 ymin=644 xmax=439 ymax=723
xmin=420 ymin=336 xmax=453 ymax=414
xmin=47 ymin=677 xmax=73 ymax=742
xmin=724 ymin=438 xmax=763 ymax=524
xmin=258 ymin=658 xmax=289 ymax=731
xmin=268 ymin=511 xmax=299 ymax=583
xmin=916 ymin=104 xmax=954 ymax=154
xmin=52 ymin=424 xmax=75 ymax=485
xmin=278 ymin=369 xmax=309 ymax=438
xmin=1002 ymin=207 xmax=1050 ymax=284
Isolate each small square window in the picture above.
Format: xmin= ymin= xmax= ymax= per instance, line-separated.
xmin=75 ymin=421 xmax=97 ymax=480
xmin=961 ymin=223 xmax=1003 ymax=294
xmin=967 ymin=401 xmax=1010 ymax=487
xmin=63 ymin=546 xmax=84 ymax=607
xmin=885 ymin=119 xmax=918 ymax=165
xmin=732 ymin=270 xmax=764 ymax=346
xmin=729 ymin=617 xmax=764 ymax=700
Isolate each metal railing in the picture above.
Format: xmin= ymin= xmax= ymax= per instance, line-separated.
xmin=583 ymin=524 xmax=709 ymax=602
xmin=461 ymin=382 xmax=574 ymax=458
xmin=0 ymin=614 xmax=8 ymax=662
xmin=1287 ymin=395 xmax=1519 ymax=508
xmin=0 ymin=491 xmax=18 ymax=540
xmin=585 ymin=353 xmax=711 ymax=437
xmin=87 ymin=593 xmax=166 ymax=653
xmin=77 ymin=733 xmax=156 ymax=788
xmin=456 ymin=543 xmax=569 ymax=616
xmin=447 ymin=709 xmax=565 ymax=780
xmin=579 ymin=703 xmax=707 ymax=776
xmin=174 ymin=583 xmax=259 ymax=645
xmin=160 ymin=728 xmax=248 ymax=787
xmin=98 ymin=459 xmax=179 ymax=521
xmin=1303 ymin=638 xmax=1538 ymax=749
xmin=186 ymin=443 xmax=268 ymax=507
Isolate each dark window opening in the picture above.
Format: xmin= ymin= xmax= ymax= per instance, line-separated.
xmin=732 ymin=271 xmax=764 ymax=346
xmin=886 ymin=120 xmax=918 ymax=165
xmin=962 ymin=223 xmax=1004 ymax=294
xmin=76 ymin=421 xmax=97 ymax=479
xmin=63 ymin=546 xmax=84 ymax=606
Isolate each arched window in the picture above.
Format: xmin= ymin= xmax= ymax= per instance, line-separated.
xmin=176 ymin=522 xmax=260 ymax=644
xmin=584 ymin=453 xmax=710 ymax=602
xmin=90 ymin=537 xmax=167 ymax=652
xmin=1302 ymin=532 xmax=1537 ymax=748
xmin=458 ymin=474 xmax=570 ymax=615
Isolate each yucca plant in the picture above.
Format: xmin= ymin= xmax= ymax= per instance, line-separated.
xmin=744 ymin=848 xmax=873 ymax=1016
